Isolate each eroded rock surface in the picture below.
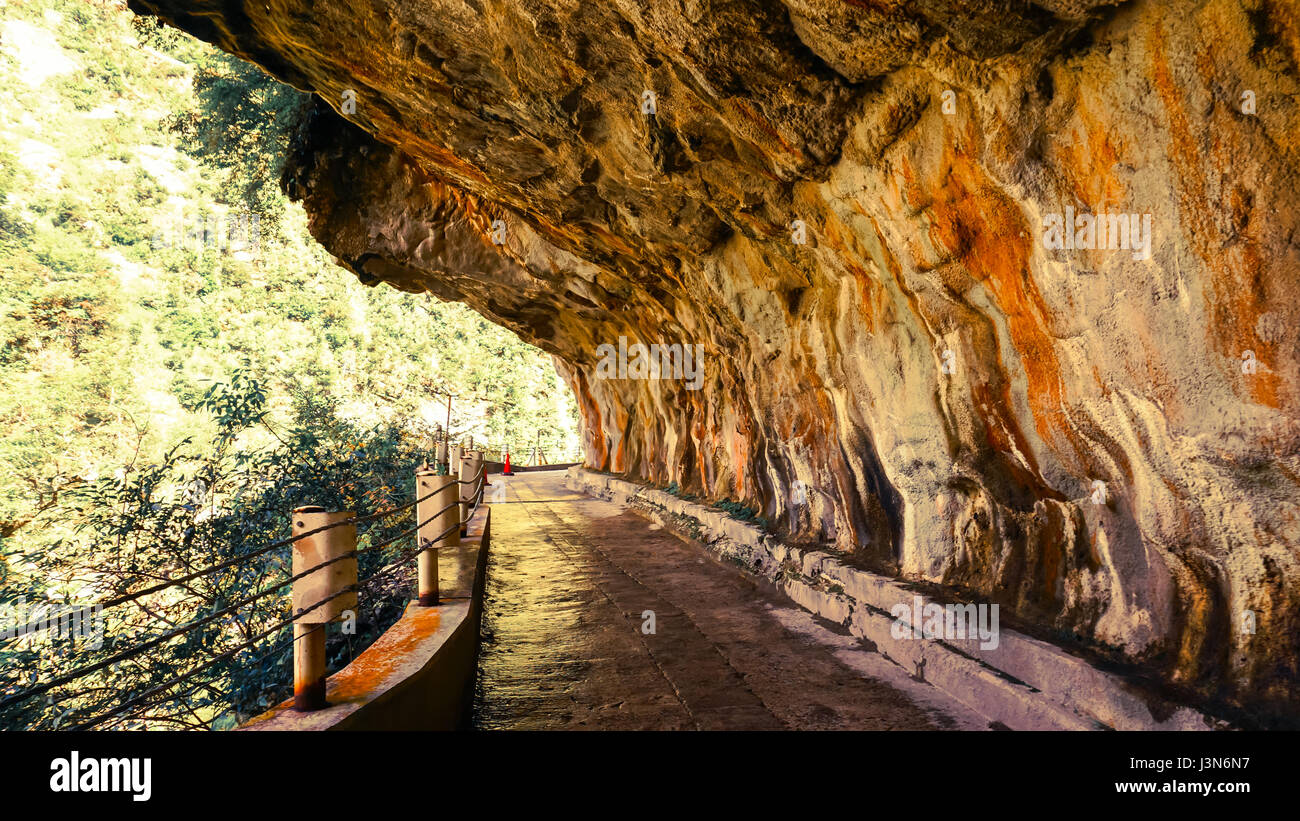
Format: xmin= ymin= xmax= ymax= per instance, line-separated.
xmin=130 ymin=0 xmax=1300 ymax=723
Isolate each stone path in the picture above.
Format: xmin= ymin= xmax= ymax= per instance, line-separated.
xmin=472 ymin=469 xmax=988 ymax=730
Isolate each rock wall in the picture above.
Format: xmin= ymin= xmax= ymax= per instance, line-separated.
xmin=130 ymin=0 xmax=1300 ymax=723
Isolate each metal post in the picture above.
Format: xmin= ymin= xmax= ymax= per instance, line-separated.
xmin=435 ymin=440 xmax=448 ymax=475
xmin=292 ymin=623 xmax=327 ymax=711
xmin=443 ymin=395 xmax=452 ymax=450
xmin=459 ymin=450 xmax=483 ymax=531
xmin=416 ymin=467 xmax=460 ymax=606
xmin=290 ymin=506 xmax=357 ymax=711
xmin=458 ymin=453 xmax=473 ymax=530
xmin=471 ymin=451 xmax=486 ymax=504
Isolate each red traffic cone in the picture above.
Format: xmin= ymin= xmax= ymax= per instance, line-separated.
xmin=503 ymin=450 xmax=514 ymax=475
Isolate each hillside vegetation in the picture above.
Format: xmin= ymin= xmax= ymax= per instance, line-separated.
xmin=0 ymin=0 xmax=578 ymax=729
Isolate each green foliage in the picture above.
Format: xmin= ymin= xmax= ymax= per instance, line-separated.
xmin=170 ymin=43 xmax=309 ymax=240
xmin=1 ymin=370 xmax=444 ymax=730
xmin=0 ymin=0 xmax=580 ymax=729
xmin=664 ymin=481 xmax=697 ymax=502
xmin=713 ymin=500 xmax=768 ymax=529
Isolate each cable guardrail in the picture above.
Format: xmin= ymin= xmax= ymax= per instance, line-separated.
xmin=0 ymin=454 xmax=491 ymax=730
xmin=83 ymin=500 xmax=487 ymax=732
xmin=94 ymin=624 xmax=302 ymax=731
xmin=0 ymin=480 xmax=455 ymax=643
xmin=0 ymin=492 xmax=467 ymax=713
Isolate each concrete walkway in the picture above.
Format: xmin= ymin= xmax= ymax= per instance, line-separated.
xmin=472 ymin=470 xmax=989 ymax=730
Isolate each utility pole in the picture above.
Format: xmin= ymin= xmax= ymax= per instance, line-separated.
xmin=444 ymin=393 xmax=452 ymax=451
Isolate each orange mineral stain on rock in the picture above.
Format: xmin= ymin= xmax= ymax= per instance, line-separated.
xmin=1149 ymin=26 xmax=1286 ymax=410
xmin=905 ymin=153 xmax=1070 ymax=458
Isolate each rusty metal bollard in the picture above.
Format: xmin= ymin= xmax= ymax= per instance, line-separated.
xmin=290 ymin=506 xmax=357 ymax=711
xmin=435 ymin=441 xmax=449 ymax=475
xmin=415 ymin=466 xmax=459 ymax=606
xmin=458 ymin=450 xmax=483 ymax=532
xmin=470 ymin=450 xmax=486 ymax=503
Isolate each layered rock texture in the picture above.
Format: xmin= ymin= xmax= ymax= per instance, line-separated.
xmin=131 ymin=0 xmax=1300 ymax=724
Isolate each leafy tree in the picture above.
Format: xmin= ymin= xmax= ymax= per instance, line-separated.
xmin=169 ymin=36 xmax=309 ymax=239
xmin=0 ymin=0 xmax=581 ymax=729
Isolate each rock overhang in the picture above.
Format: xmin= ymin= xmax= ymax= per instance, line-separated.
xmin=129 ymin=0 xmax=1300 ymax=724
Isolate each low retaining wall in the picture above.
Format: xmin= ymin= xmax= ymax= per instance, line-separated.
xmin=240 ymin=505 xmax=491 ymax=731
xmin=566 ymin=467 xmax=1225 ymax=731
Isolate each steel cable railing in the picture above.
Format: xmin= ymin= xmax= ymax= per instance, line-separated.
xmin=72 ymin=585 xmax=354 ymax=731
xmin=95 ymin=622 xmax=305 ymax=731
xmin=0 ymin=484 xmax=461 ymax=712
xmin=81 ymin=478 xmax=486 ymax=731
xmin=0 ymin=479 xmax=457 ymax=643
xmin=85 ymin=493 xmax=487 ymax=732
xmin=0 ymin=463 xmax=489 ymax=729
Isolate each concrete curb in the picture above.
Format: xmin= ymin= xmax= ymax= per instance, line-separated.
xmin=566 ymin=467 xmax=1223 ymax=731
